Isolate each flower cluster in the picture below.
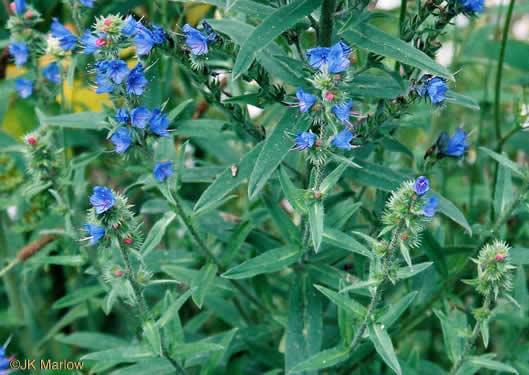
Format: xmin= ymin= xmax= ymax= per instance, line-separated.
xmin=464 ymin=240 xmax=515 ymax=300
xmin=415 ymin=75 xmax=448 ymax=104
xmin=425 ymin=127 xmax=469 ymax=161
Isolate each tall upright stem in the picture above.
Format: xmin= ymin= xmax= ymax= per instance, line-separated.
xmin=319 ymin=0 xmax=336 ymax=47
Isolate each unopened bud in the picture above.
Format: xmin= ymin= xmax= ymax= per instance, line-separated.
xmin=314 ymin=192 xmax=321 ymax=199
xmin=496 ymin=253 xmax=504 ymax=261
xmin=325 ymin=92 xmax=334 ymax=100
xmin=401 ymin=235 xmax=407 ymax=240
xmin=104 ymin=18 xmax=111 ymax=25
xmin=95 ymin=38 xmax=106 ymax=47
xmin=27 ymin=136 xmax=36 ymax=146
xmin=24 ymin=11 xmax=32 ymax=18
xmin=104 ymin=26 xmax=109 ymax=32
xmin=124 ymin=238 xmax=133 ymax=245
xmin=112 ymin=224 xmax=119 ymax=230
xmin=10 ymin=2 xmax=16 ymax=12
xmin=315 ymin=140 xmax=322 ymax=147
xmin=115 ymin=270 xmax=123 ymax=277
xmin=335 ymin=74 xmax=341 ymax=80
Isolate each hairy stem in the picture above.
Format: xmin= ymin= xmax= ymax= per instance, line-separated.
xmin=449 ymin=294 xmax=492 ymax=375
xmin=319 ymin=0 xmax=336 ymax=47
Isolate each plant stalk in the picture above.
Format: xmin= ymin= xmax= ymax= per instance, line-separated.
xmin=319 ymin=0 xmax=336 ymax=47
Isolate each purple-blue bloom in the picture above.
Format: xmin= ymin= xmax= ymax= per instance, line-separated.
xmin=426 ymin=77 xmax=447 ymax=104
xmin=423 ymin=196 xmax=439 ymax=217
xmin=104 ymin=60 xmax=130 ymax=84
xmin=133 ymin=24 xmax=155 ymax=55
xmin=51 ymin=18 xmax=77 ymax=51
xmin=202 ymin=21 xmax=217 ymax=42
xmin=14 ymin=0 xmax=25 ymax=13
xmin=306 ymin=41 xmax=351 ymax=73
xmin=130 ymin=106 xmax=151 ymax=128
xmin=126 ymin=63 xmax=148 ymax=95
xmin=82 ymin=224 xmax=105 ymax=245
xmin=15 ymin=78 xmax=32 ymax=98
xmin=296 ymin=88 xmax=317 ymax=113
xmin=151 ymin=24 xmax=165 ymax=44
xmin=443 ymin=128 xmax=469 ymax=157
xmin=0 ymin=345 xmax=14 ymax=372
xmin=331 ymin=129 xmax=356 ymax=150
xmin=332 ymin=99 xmax=353 ymax=123
xmin=293 ymin=132 xmax=316 ymax=151
xmin=89 ymin=186 xmax=115 ymax=214
xmin=78 ymin=0 xmax=94 ymax=7
xmin=43 ymin=61 xmax=60 ymax=83
xmin=150 ymin=109 xmax=170 ymax=136
xmin=414 ymin=176 xmax=430 ymax=196
xmin=81 ymin=30 xmax=99 ymax=54
xmin=95 ymin=75 xmax=114 ymax=94
xmin=9 ymin=42 xmax=28 ymax=66
xmin=122 ymin=15 xmax=137 ymax=35
xmin=459 ymin=0 xmax=483 ymax=13
xmin=110 ymin=127 xmax=131 ymax=153
xmin=153 ymin=161 xmax=173 ymax=182
xmin=115 ymin=108 xmax=129 ymax=124
xmin=183 ymin=24 xmax=209 ymax=55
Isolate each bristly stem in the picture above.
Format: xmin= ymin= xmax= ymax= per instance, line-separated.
xmin=494 ymin=0 xmax=515 ymax=143
xmin=448 ymin=293 xmax=492 ymax=375
xmin=319 ymin=0 xmax=336 ymax=47
xmin=118 ymin=245 xmax=187 ymax=375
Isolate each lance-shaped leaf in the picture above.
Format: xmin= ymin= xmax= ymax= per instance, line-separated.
xmin=309 ymin=200 xmax=324 ymax=252
xmin=368 ymin=323 xmax=402 ymax=375
xmin=314 ymin=284 xmax=366 ymax=318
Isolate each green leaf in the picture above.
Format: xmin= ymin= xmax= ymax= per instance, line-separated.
xmin=288 ymin=344 xmax=350 ymax=373
xmin=201 ymin=328 xmax=238 ymax=375
xmin=31 ymin=255 xmax=84 ymax=266
xmin=286 ymin=274 xmax=306 ymax=373
xmin=445 ymin=91 xmax=480 ymax=110
xmin=232 ymin=0 xmax=322 ymax=79
xmin=222 ymin=246 xmax=304 ymax=279
xmin=309 ymin=201 xmax=324 ymax=252
xmin=265 ymin=198 xmax=301 ymax=245
xmin=396 ymin=262 xmax=433 ymax=279
xmin=379 ymin=291 xmax=418 ymax=328
xmin=52 ymin=285 xmax=104 ymax=309
xmin=339 ymin=279 xmax=378 ymax=293
xmin=110 ymin=358 xmax=175 ymax=375
xmin=221 ymin=221 xmax=254 ymax=266
xmin=468 ymin=356 xmax=519 ymax=374
xmin=167 ymin=99 xmax=193 ymax=121
xmin=81 ymin=345 xmax=155 ymax=362
xmin=344 ymin=74 xmax=406 ymax=99
xmin=480 ymin=147 xmax=528 ymax=178
xmin=143 ymin=321 xmax=162 ymax=356
xmin=436 ymin=193 xmax=472 ymax=235
xmin=279 ymin=166 xmax=308 ymax=213
xmin=172 ymin=119 xmax=231 ymax=138
xmin=194 ymin=142 xmax=264 ymax=214
xmin=313 ymin=284 xmax=366 ymax=318
xmin=55 ymin=332 xmax=127 ymax=350
xmin=37 ymin=109 xmax=107 ymax=130
xmin=434 ymin=309 xmax=468 ymax=363
xmin=346 ymin=159 xmax=406 ymax=191
xmin=494 ymin=162 xmax=514 ymax=217
xmin=510 ymin=248 xmax=529 ymax=265
xmin=322 ymin=227 xmax=372 ymax=258
xmin=368 ymin=323 xmax=402 ymax=375
xmin=480 ymin=319 xmax=489 ymax=348
xmin=341 ymin=24 xmax=453 ymax=81
xmin=320 ymin=164 xmax=348 ymax=194
xmin=142 ymin=212 xmax=177 ymax=257
xmin=399 ymin=240 xmax=412 ymax=267
xmin=158 ymin=288 xmax=197 ymax=328
xmin=192 ymin=263 xmax=218 ymax=308
xmin=249 ymin=109 xmax=308 ymax=200
xmin=170 ymin=0 xmax=275 ymax=18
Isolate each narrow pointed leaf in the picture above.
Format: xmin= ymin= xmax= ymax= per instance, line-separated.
xmin=368 ymin=323 xmax=402 ymax=375
xmin=314 ymin=284 xmax=366 ymax=318
xmin=309 ymin=201 xmax=324 ymax=252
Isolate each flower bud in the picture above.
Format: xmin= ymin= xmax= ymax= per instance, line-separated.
xmin=10 ymin=2 xmax=16 ymax=12
xmin=314 ymin=192 xmax=321 ymax=199
xmin=325 ymin=92 xmax=334 ymax=100
xmin=25 ymin=11 xmax=32 ymax=18
xmin=95 ymin=38 xmax=106 ymax=47
xmin=115 ymin=270 xmax=123 ymax=277
xmin=315 ymin=140 xmax=322 ymax=147
xmin=124 ymin=237 xmax=133 ymax=245
xmin=401 ymin=235 xmax=408 ymax=240
xmin=496 ymin=253 xmax=504 ymax=261
xmin=104 ymin=26 xmax=109 ymax=32
xmin=104 ymin=18 xmax=111 ymax=25
xmin=27 ymin=136 xmax=36 ymax=146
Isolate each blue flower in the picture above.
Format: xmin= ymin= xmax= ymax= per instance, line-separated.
xmin=153 ymin=161 xmax=173 ymax=182
xmin=130 ymin=106 xmax=151 ymax=128
xmin=78 ymin=0 xmax=94 ymax=7
xmin=81 ymin=224 xmax=105 ymax=245
xmin=104 ymin=60 xmax=130 ymax=84
xmin=15 ymin=78 xmax=32 ymax=98
xmin=426 ymin=77 xmax=447 ymax=104
xmin=413 ymin=176 xmax=429 ymax=196
xmin=183 ymin=24 xmax=209 ymax=55
xmin=89 ymin=186 xmax=115 ymax=214
xmin=151 ymin=24 xmax=165 ymax=44
xmin=81 ymin=30 xmax=99 ymax=54
xmin=443 ymin=128 xmax=469 ymax=157
xmin=150 ymin=109 xmax=170 ymax=136
xmin=9 ymin=42 xmax=28 ymax=66
xmin=0 ymin=345 xmax=14 ymax=371
xmin=202 ymin=21 xmax=217 ymax=42
xmin=115 ymin=108 xmax=129 ymax=124
xmin=460 ymin=0 xmax=483 ymax=13
xmin=126 ymin=63 xmax=148 ymax=95
xmin=14 ymin=0 xmax=25 ymax=13
xmin=110 ymin=127 xmax=131 ymax=153
xmin=43 ymin=61 xmax=60 ymax=83
xmin=133 ymin=24 xmax=155 ymax=55
xmin=122 ymin=15 xmax=137 ymax=35
xmin=293 ymin=131 xmax=316 ymax=151
xmin=422 ymin=196 xmax=439 ymax=217
xmin=332 ymin=99 xmax=353 ymax=123
xmin=95 ymin=75 xmax=114 ymax=94
xmin=51 ymin=18 xmax=77 ymax=51
xmin=306 ymin=41 xmax=351 ymax=73
xmin=296 ymin=88 xmax=317 ymax=113
xmin=331 ymin=128 xmax=355 ymax=150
